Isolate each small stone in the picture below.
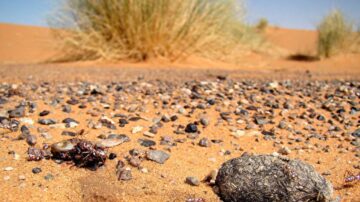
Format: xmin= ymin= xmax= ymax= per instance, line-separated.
xmin=39 ymin=110 xmax=50 ymax=116
xmin=109 ymin=153 xmax=117 ymax=160
xmin=143 ymin=131 xmax=155 ymax=138
xmin=128 ymin=157 xmax=141 ymax=167
xmin=32 ymin=167 xmax=42 ymax=174
xmin=38 ymin=119 xmax=57 ymax=125
xmin=268 ymin=81 xmax=279 ymax=88
xmin=62 ymin=105 xmax=71 ymax=113
xmin=352 ymin=128 xmax=360 ymax=138
xmin=132 ymin=126 xmax=143 ymax=134
xmin=119 ymin=118 xmax=128 ymax=127
xmin=18 ymin=175 xmax=26 ymax=180
xmin=9 ymin=107 xmax=25 ymax=118
xmin=146 ymin=150 xmax=170 ymax=164
xmin=138 ymin=139 xmax=156 ymax=147
xmin=254 ymin=116 xmax=267 ymax=125
xmin=97 ymin=134 xmax=130 ymax=148
xmin=4 ymin=176 xmax=10 ymax=181
xmin=170 ymin=115 xmax=178 ymax=122
xmin=232 ymin=130 xmax=245 ymax=138
xmin=61 ymin=131 xmax=77 ymax=137
xmin=200 ymin=117 xmax=210 ymax=126
xmin=140 ymin=167 xmax=148 ymax=173
xmin=278 ymin=146 xmax=291 ymax=155
xmin=44 ymin=173 xmax=54 ymax=181
xmin=185 ymin=176 xmax=200 ymax=186
xmin=20 ymin=118 xmax=34 ymax=125
xmin=26 ymin=135 xmax=37 ymax=146
xmin=185 ymin=123 xmax=198 ymax=133
xmin=41 ymin=133 xmax=52 ymax=140
xmin=199 ymin=138 xmax=211 ymax=147
xmin=4 ymin=167 xmax=14 ymax=171
xmin=118 ymin=169 xmax=132 ymax=181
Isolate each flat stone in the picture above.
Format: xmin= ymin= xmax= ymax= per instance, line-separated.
xmin=146 ymin=150 xmax=170 ymax=164
xmin=9 ymin=107 xmax=25 ymax=118
xmin=185 ymin=176 xmax=200 ymax=186
xmin=38 ymin=119 xmax=57 ymax=125
xmin=138 ymin=139 xmax=156 ymax=147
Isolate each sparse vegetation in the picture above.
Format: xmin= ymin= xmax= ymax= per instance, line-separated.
xmin=255 ymin=18 xmax=268 ymax=32
xmin=50 ymin=0 xmax=265 ymax=62
xmin=317 ymin=10 xmax=352 ymax=58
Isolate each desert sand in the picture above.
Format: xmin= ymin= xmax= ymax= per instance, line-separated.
xmin=0 ymin=23 xmax=359 ymax=202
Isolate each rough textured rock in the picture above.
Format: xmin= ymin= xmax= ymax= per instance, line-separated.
xmin=215 ymin=154 xmax=334 ymax=202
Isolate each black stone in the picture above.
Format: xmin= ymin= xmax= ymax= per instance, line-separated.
xmin=32 ymin=167 xmax=42 ymax=174
xmin=185 ymin=123 xmax=198 ymax=133
xmin=138 ymin=139 xmax=156 ymax=147
xmin=109 ymin=153 xmax=117 ymax=160
xmin=39 ymin=110 xmax=50 ymax=116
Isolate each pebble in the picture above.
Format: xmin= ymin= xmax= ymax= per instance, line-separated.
xmin=143 ymin=131 xmax=155 ymax=138
xmin=232 ymin=130 xmax=245 ymax=138
xmin=185 ymin=176 xmax=200 ymax=186
xmin=26 ymin=135 xmax=37 ymax=146
xmin=4 ymin=166 xmax=14 ymax=171
xmin=18 ymin=175 xmax=26 ymax=180
xmin=9 ymin=106 xmax=26 ymax=118
xmin=109 ymin=153 xmax=117 ymax=160
xmin=132 ymin=126 xmax=143 ymax=134
xmin=118 ymin=169 xmax=132 ymax=181
xmin=32 ymin=167 xmax=42 ymax=174
xmin=185 ymin=123 xmax=198 ymax=133
xmin=200 ymin=117 xmax=210 ymax=126
xmin=199 ymin=138 xmax=211 ymax=147
xmin=146 ymin=150 xmax=170 ymax=164
xmin=39 ymin=110 xmax=50 ymax=116
xmin=38 ymin=119 xmax=57 ymax=125
xmin=352 ymin=128 xmax=360 ymax=138
xmin=44 ymin=173 xmax=54 ymax=181
xmin=97 ymin=134 xmax=130 ymax=148
xmin=278 ymin=147 xmax=291 ymax=155
xmin=20 ymin=118 xmax=34 ymax=125
xmin=138 ymin=139 xmax=156 ymax=147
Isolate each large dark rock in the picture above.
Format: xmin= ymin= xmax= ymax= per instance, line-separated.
xmin=215 ymin=154 xmax=334 ymax=202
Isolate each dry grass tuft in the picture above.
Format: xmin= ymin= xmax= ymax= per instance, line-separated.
xmin=49 ymin=0 xmax=266 ymax=62
xmin=317 ymin=9 xmax=358 ymax=58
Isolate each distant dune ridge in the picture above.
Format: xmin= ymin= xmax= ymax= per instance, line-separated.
xmin=0 ymin=22 xmax=359 ymax=74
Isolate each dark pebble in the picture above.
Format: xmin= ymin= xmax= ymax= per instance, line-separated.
xmin=32 ymin=167 xmax=42 ymax=174
xmin=185 ymin=123 xmax=198 ymax=133
xmin=39 ymin=110 xmax=50 ymax=116
xmin=138 ymin=139 xmax=156 ymax=147
xmin=109 ymin=153 xmax=117 ymax=160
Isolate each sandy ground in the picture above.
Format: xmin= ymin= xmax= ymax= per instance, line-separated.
xmin=0 ymin=23 xmax=359 ymax=202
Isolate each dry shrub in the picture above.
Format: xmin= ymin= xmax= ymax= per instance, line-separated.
xmin=255 ymin=18 xmax=269 ymax=32
xmin=317 ymin=9 xmax=356 ymax=58
xmin=49 ymin=0 xmax=267 ymax=62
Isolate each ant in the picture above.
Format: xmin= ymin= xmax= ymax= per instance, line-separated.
xmin=335 ymin=170 xmax=360 ymax=190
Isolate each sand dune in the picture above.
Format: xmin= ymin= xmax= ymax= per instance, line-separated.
xmin=0 ymin=23 xmax=56 ymax=64
xmin=0 ymin=23 xmax=359 ymax=76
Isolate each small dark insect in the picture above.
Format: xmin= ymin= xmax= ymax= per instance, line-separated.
xmin=51 ymin=139 xmax=107 ymax=170
xmin=72 ymin=140 xmax=107 ymax=170
xmin=344 ymin=170 xmax=360 ymax=184
xmin=335 ymin=170 xmax=360 ymax=190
